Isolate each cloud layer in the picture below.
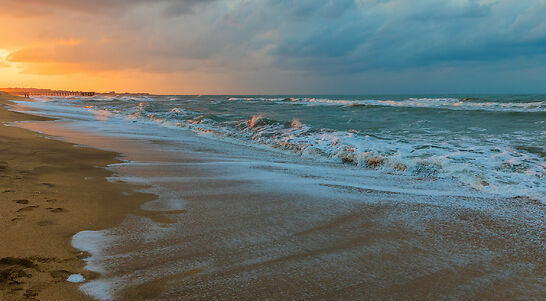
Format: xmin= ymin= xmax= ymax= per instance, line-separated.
xmin=2 ymin=0 xmax=546 ymax=93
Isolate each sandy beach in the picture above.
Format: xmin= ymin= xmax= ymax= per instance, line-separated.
xmin=1 ymin=93 xmax=542 ymax=300
xmin=0 ymin=93 xmax=155 ymax=300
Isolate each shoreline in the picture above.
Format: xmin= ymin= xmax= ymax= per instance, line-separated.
xmin=3 ymin=93 xmax=545 ymax=300
xmin=0 ymin=93 xmax=155 ymax=300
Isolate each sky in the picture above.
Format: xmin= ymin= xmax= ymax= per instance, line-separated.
xmin=0 ymin=0 xmax=545 ymax=94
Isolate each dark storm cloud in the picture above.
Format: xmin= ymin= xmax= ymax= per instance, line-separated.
xmin=269 ymin=0 xmax=546 ymax=72
xmin=1 ymin=0 xmax=217 ymax=16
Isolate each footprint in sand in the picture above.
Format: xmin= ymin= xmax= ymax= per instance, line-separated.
xmin=46 ymin=208 xmax=64 ymax=213
xmin=13 ymin=199 xmax=29 ymax=204
xmin=50 ymin=270 xmax=71 ymax=282
xmin=0 ymin=257 xmax=37 ymax=288
xmin=23 ymin=289 xmax=39 ymax=298
xmin=16 ymin=205 xmax=38 ymax=213
xmin=11 ymin=215 xmax=24 ymax=222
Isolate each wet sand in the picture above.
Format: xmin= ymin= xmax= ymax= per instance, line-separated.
xmin=0 ymin=93 xmax=155 ymax=300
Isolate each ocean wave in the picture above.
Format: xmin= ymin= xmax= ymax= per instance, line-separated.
xmin=229 ymin=97 xmax=545 ymax=113
xmin=36 ymin=95 xmax=545 ymax=202
xmin=87 ymin=100 xmax=544 ymax=202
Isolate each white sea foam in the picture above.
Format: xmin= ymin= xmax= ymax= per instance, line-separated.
xmin=125 ymin=109 xmax=543 ymax=202
xmin=80 ymin=279 xmax=117 ymax=301
xmin=67 ymin=274 xmax=86 ymax=283
xmin=71 ymin=230 xmax=120 ymax=300
xmin=72 ymin=230 xmax=110 ymax=274
xmin=230 ymin=96 xmax=545 ymax=113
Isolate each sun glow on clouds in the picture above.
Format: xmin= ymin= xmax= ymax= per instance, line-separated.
xmin=57 ymin=39 xmax=83 ymax=46
xmin=0 ymin=49 xmax=10 ymax=59
xmin=0 ymin=49 xmax=11 ymax=68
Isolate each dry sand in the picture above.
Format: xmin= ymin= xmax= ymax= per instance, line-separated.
xmin=0 ymin=93 xmax=154 ymax=300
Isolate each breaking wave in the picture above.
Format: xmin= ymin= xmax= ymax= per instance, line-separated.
xmin=27 ymin=94 xmax=544 ymax=202
xmin=87 ymin=101 xmax=545 ymax=202
xmin=229 ymin=97 xmax=546 ymax=113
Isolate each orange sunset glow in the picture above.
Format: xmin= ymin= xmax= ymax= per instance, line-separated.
xmin=0 ymin=1 xmax=246 ymax=94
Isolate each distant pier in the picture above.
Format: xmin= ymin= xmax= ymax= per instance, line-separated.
xmin=20 ymin=91 xmax=95 ymax=98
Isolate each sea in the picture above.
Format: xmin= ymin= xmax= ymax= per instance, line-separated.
xmin=17 ymin=94 xmax=545 ymax=202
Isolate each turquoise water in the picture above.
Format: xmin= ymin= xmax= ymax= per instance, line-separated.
xmin=32 ymin=94 xmax=546 ymax=201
